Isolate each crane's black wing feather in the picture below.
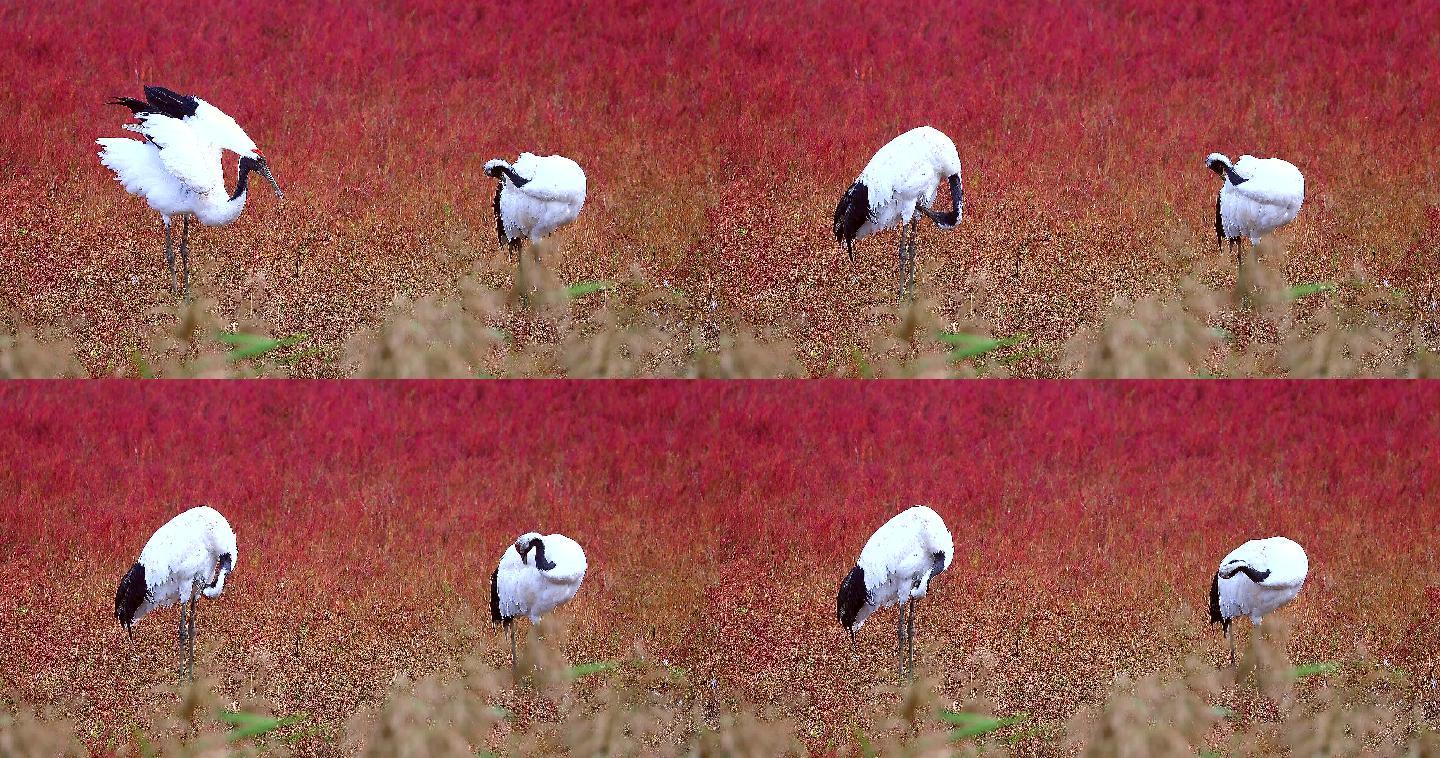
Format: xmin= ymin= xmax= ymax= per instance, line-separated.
xmin=143 ymin=85 xmax=200 ymax=119
xmin=107 ymin=86 xmax=200 ymax=121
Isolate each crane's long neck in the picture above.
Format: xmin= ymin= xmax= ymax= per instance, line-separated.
xmin=192 ymin=162 xmax=254 ymax=226
xmin=202 ymin=553 xmax=233 ymax=598
xmin=1219 ymin=564 xmax=1270 ymax=583
xmin=230 ymin=161 xmax=254 ymax=202
xmin=486 ymin=161 xmax=530 ymax=188
xmin=922 ymin=173 xmax=963 ymax=228
xmin=531 ymin=540 xmax=556 ymax=571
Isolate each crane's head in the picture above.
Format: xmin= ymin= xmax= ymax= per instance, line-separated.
xmin=514 ymin=532 xmax=544 ymax=564
xmin=1205 ymin=153 xmax=1232 ymax=176
xmin=239 ymin=152 xmax=284 ymax=200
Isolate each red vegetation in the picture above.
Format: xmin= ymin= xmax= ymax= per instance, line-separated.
xmin=2 ymin=1 xmax=1438 ymax=373
xmin=1 ymin=382 xmax=1437 ymax=750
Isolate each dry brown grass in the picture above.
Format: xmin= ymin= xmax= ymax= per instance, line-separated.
xmin=4 ymin=247 xmax=1435 ymax=379
xmin=3 ymin=631 xmax=1436 ymax=757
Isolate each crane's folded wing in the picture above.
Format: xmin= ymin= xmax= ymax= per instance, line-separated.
xmin=130 ymin=114 xmax=225 ymax=197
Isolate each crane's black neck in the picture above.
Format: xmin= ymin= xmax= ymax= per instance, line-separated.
xmin=1220 ymin=565 xmax=1271 ymax=583
xmin=205 ymin=553 xmax=233 ymax=588
xmin=528 ymin=538 xmax=556 ymax=571
xmin=490 ymin=164 xmax=530 ymax=187
xmin=1209 ymin=159 xmax=1248 ymax=186
xmin=924 ymin=173 xmax=963 ymax=228
xmin=231 ymin=157 xmax=259 ymax=202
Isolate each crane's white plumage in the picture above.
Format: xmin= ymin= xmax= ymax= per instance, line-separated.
xmin=97 ymin=86 xmax=282 ymax=296
xmin=1206 ymin=153 xmax=1304 ymax=267
xmin=114 ymin=505 xmax=237 ymax=679
xmin=490 ymin=531 xmax=587 ymax=668
xmin=484 ymin=153 xmax=587 ymax=257
xmin=834 ymin=126 xmax=964 ymax=298
xmin=1208 ymin=536 xmax=1308 ymax=666
xmin=836 ymin=505 xmax=954 ymax=680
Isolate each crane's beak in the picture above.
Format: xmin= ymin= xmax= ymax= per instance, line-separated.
xmin=257 ymin=160 xmax=284 ymax=200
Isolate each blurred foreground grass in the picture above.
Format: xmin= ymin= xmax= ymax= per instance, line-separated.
xmin=4 ymin=244 xmax=1436 ymax=378
xmin=2 ymin=631 xmax=1436 ymax=756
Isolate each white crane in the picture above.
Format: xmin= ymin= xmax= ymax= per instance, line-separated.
xmin=483 ymin=153 xmax=587 ymax=261
xmin=1205 ymin=153 xmax=1304 ymax=271
xmin=1208 ymin=536 xmax=1308 ymax=666
xmin=98 ymin=85 xmax=283 ymax=297
xmin=836 ymin=505 xmax=954 ymax=681
xmin=114 ymin=505 xmax=237 ymax=681
xmin=489 ymin=531 xmax=587 ymax=669
xmin=834 ymin=126 xmax=964 ymax=299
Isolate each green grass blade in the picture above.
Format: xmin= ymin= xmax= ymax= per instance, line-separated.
xmin=939 ymin=710 xmax=1027 ymax=740
xmin=218 ymin=710 xmax=303 ymax=742
xmin=1288 ymin=282 xmax=1336 ymax=300
xmin=488 ymin=706 xmax=514 ymax=721
xmin=938 ymin=331 xmax=1030 ymax=361
xmin=129 ymin=350 xmax=155 ymax=379
xmin=856 ymin=727 xmax=878 ymax=758
xmin=217 ymin=331 xmax=310 ymax=362
xmin=565 ymin=280 xmax=617 ymax=298
xmin=1291 ymin=661 xmax=1341 ymax=679
xmin=566 ymin=660 xmax=620 ymax=679
xmin=851 ymin=348 xmax=874 ymax=379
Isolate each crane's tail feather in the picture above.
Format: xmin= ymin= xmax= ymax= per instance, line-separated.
xmin=489 ymin=567 xmax=509 ymax=626
xmin=115 ymin=562 xmax=148 ymax=633
xmin=833 ymin=181 xmax=872 ymax=255
xmin=836 ymin=564 xmax=869 ymax=632
xmin=1208 ymin=572 xmax=1223 ymax=624
xmin=1214 ymin=193 xmax=1225 ymax=248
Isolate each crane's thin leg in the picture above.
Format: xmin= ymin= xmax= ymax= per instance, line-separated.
xmin=509 ymin=624 xmax=517 ymax=671
xmin=904 ymin=219 xmax=919 ymax=297
xmin=896 ymin=221 xmax=914 ymax=301
xmin=163 ymin=219 xmax=177 ymax=296
xmin=906 ymin=599 xmax=917 ymax=679
xmin=187 ymin=586 xmax=199 ymax=681
xmin=180 ymin=215 xmax=191 ymax=300
xmin=896 ymin=603 xmax=905 ymax=683
xmin=1227 ymin=624 xmax=1235 ymax=668
xmin=178 ymin=594 xmax=188 ymax=681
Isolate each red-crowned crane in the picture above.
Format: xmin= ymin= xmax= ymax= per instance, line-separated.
xmin=1209 ymin=536 xmax=1309 ymax=666
xmin=114 ymin=505 xmax=237 ymax=681
xmin=98 ymin=86 xmax=283 ymax=297
xmin=484 ymin=153 xmax=587 ymax=261
xmin=834 ymin=126 xmax=963 ymax=299
xmin=1206 ymin=153 xmax=1304 ymax=271
xmin=836 ymin=505 xmax=954 ymax=681
xmin=490 ymin=531 xmax=587 ymax=669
